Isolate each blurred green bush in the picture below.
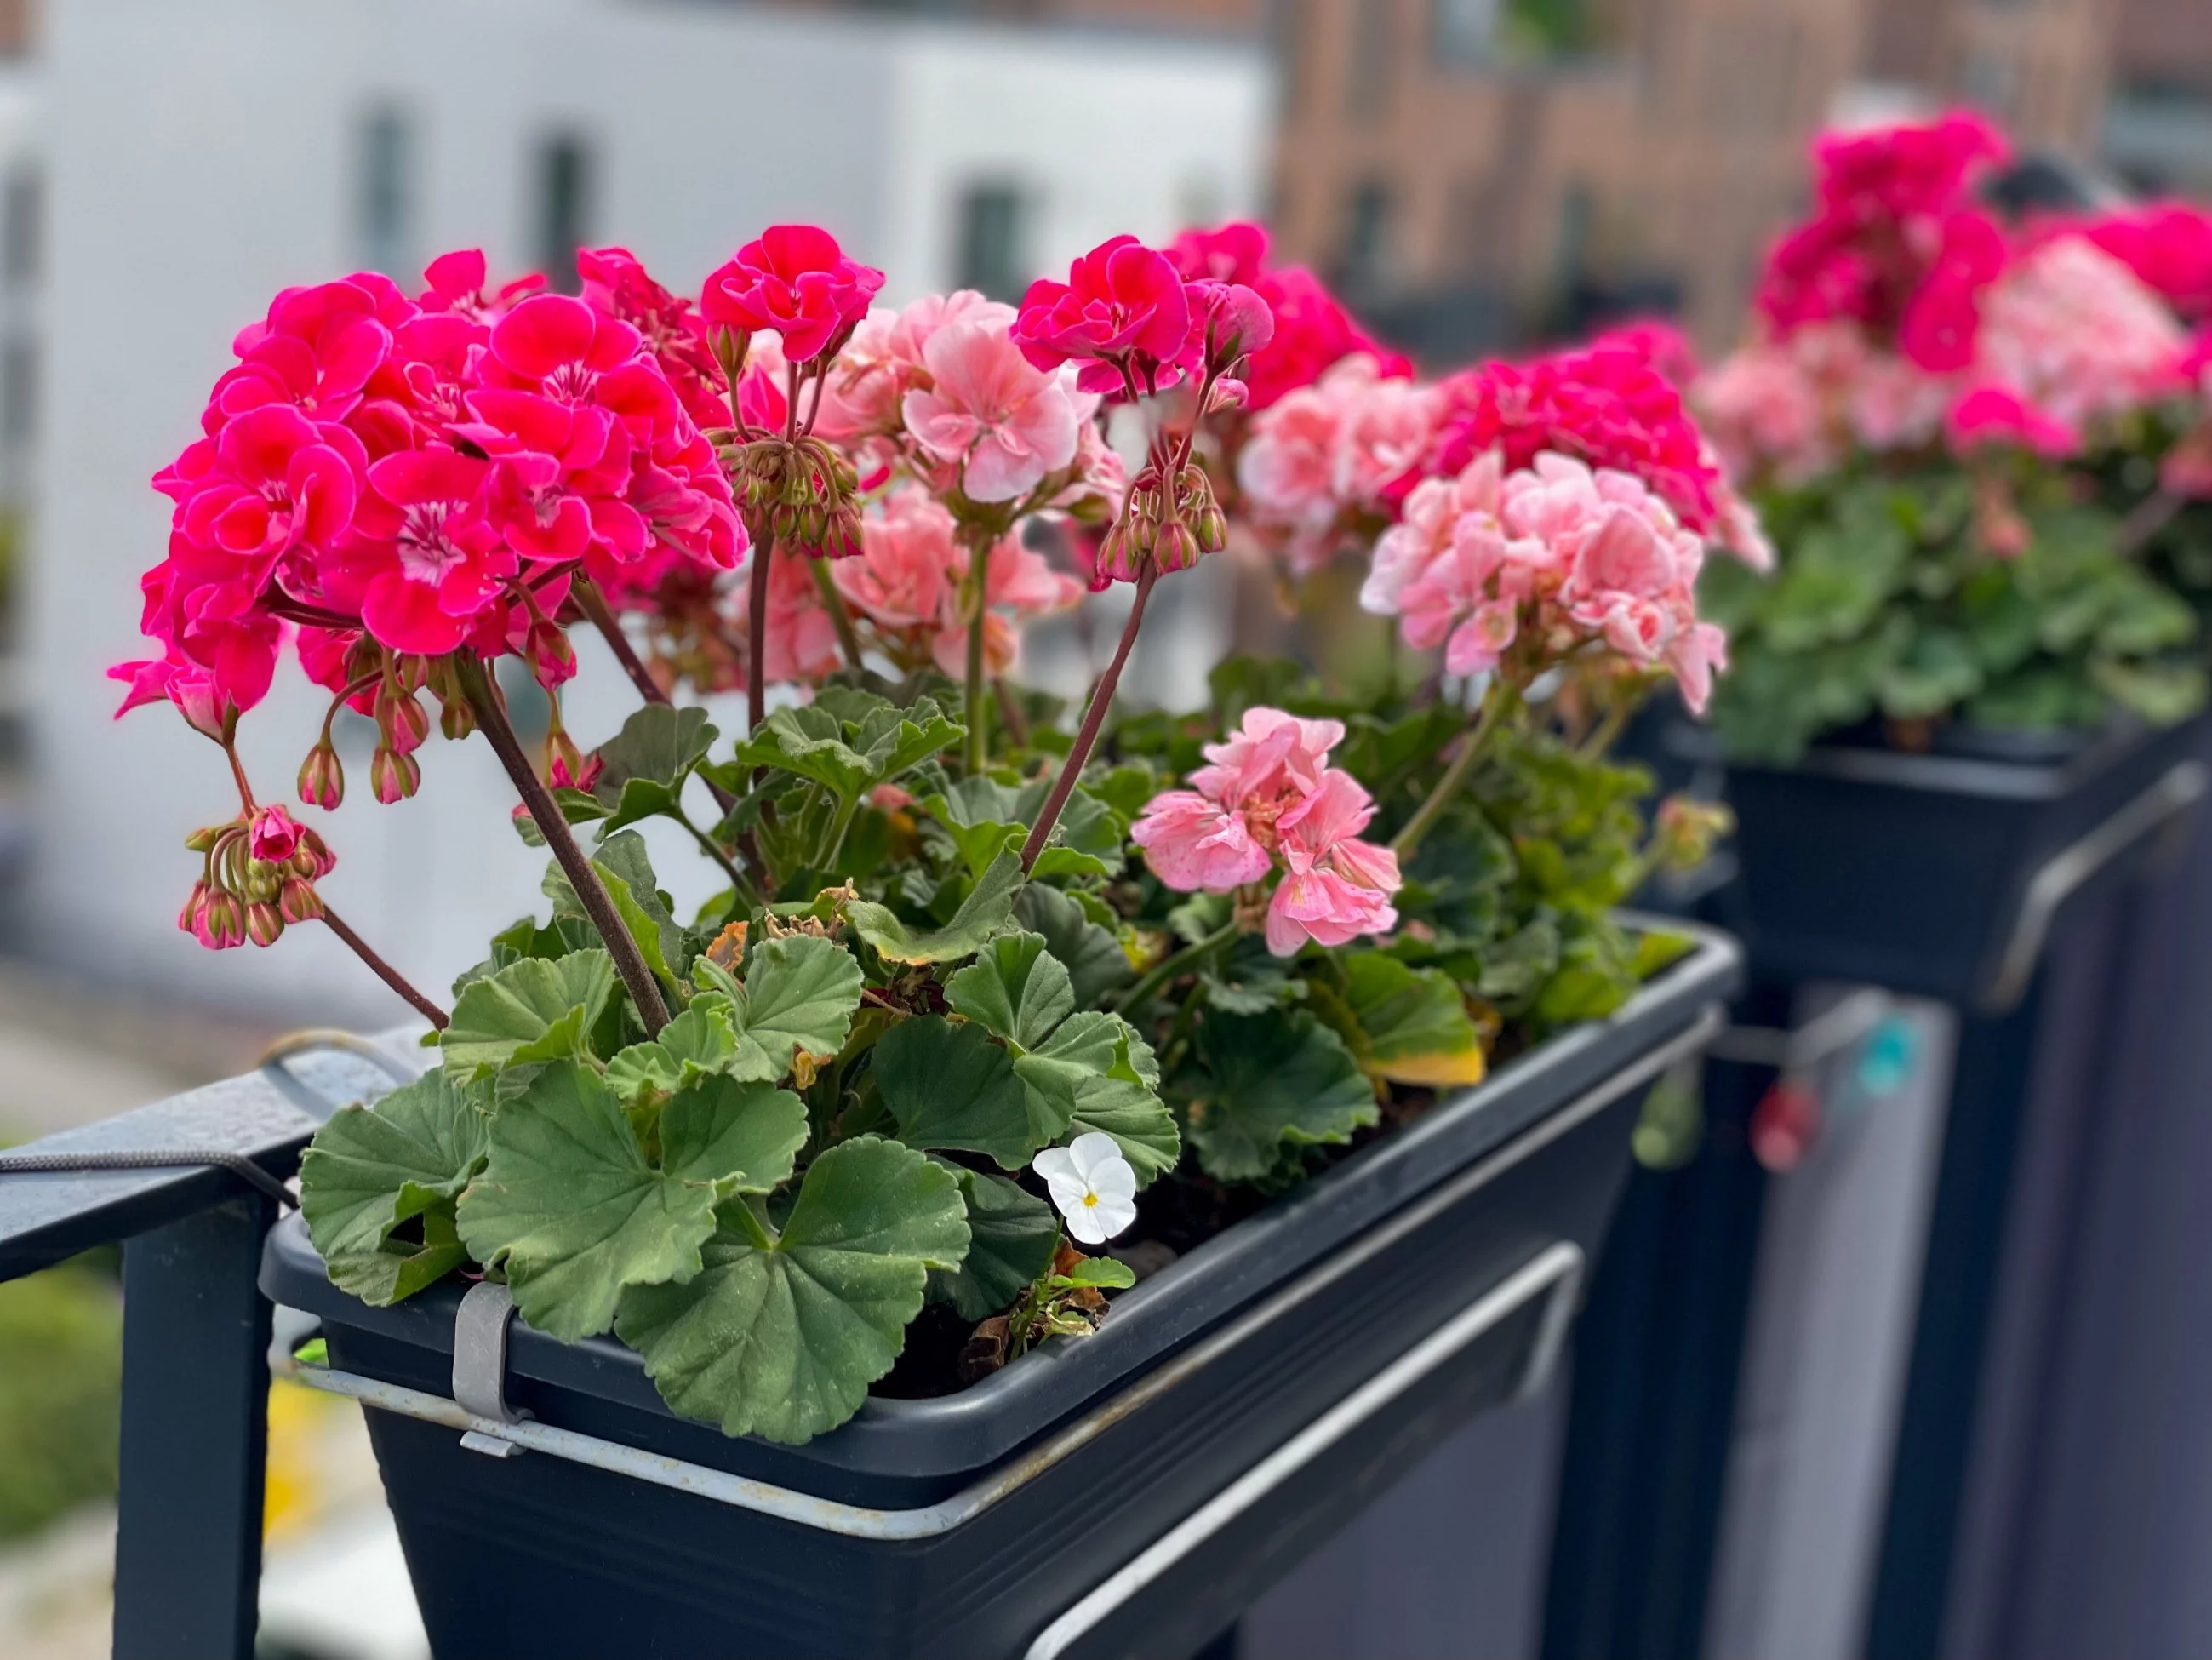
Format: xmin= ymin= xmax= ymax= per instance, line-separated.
xmin=0 ymin=1262 xmax=122 ymax=1542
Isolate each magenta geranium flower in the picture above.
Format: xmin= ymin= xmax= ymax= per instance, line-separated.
xmin=1013 ymin=235 xmax=1193 ymax=392
xmin=702 ymin=226 xmax=885 ymax=363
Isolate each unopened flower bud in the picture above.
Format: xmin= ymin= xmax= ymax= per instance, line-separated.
xmin=292 ymin=827 xmax=337 ymax=880
xmin=203 ymin=892 xmax=243 ymax=951
xmin=381 ymin=689 xmax=431 ymax=755
xmin=1652 ymin=795 xmax=1735 ymax=873
xmin=439 ymin=694 xmax=477 ymax=741
xmin=297 ymin=742 xmax=344 ymax=810
xmin=526 ymin=618 xmax=578 ymax=688
xmin=184 ymin=824 xmax=224 ymax=854
xmin=179 ymin=879 xmax=211 ymax=934
xmin=1154 ymin=519 xmax=1201 ymax=573
xmin=244 ymin=901 xmax=286 ymax=948
xmin=1133 ymin=511 xmax=1160 ymax=555
xmin=771 ymin=501 xmax=798 ymax=541
xmin=1195 ymin=506 xmax=1229 ymax=553
xmin=278 ymin=876 xmax=325 ymax=924
xmin=369 ymin=747 xmax=420 ymax=805
xmin=799 ymin=503 xmax=826 ymax=548
xmin=547 ymin=727 xmax=586 ymax=785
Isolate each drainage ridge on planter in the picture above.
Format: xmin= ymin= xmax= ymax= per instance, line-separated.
xmin=261 ymin=919 xmax=1740 ymax=1509
xmin=1666 ymin=715 xmax=2211 ymax=1004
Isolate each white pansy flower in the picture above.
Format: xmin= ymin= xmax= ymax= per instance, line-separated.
xmin=1032 ymin=1132 xmax=1138 ymax=1245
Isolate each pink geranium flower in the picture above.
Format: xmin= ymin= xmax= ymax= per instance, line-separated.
xmin=1132 ymin=707 xmax=1400 ymax=958
xmin=702 ymin=226 xmax=884 ymax=363
xmin=901 ymin=321 xmax=1081 ymax=503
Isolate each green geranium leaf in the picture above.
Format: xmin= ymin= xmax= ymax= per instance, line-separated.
xmin=1184 ymin=1007 xmax=1377 ymax=1184
xmin=326 ymin=1208 xmax=472 ymax=1308
xmin=1011 ymin=882 xmax=1132 ymax=1007
xmin=848 ymin=848 xmax=1026 ymax=965
xmin=945 ymin=932 xmax=1075 ymax=1050
xmin=875 ymin=1014 xmax=1061 ymax=1168
xmin=589 ymin=706 xmax=717 ymax=834
xmin=733 ymin=706 xmax=877 ymax=799
xmin=615 ymin=1136 xmax=969 ymax=1444
xmin=1059 ymin=1255 xmax=1138 ymax=1290
xmin=300 ymin=1070 xmax=489 ymax=1306
xmin=455 ymin=1062 xmax=798 ymax=1342
xmin=442 ymin=951 xmax=617 ymax=1080
xmin=604 ymin=996 xmax=740 ymax=1104
xmin=927 ymin=1163 xmax=1060 ymax=1321
xmin=723 ymin=934 xmax=865 ymax=1083
xmin=1064 ymin=1068 xmax=1181 ymax=1186
xmin=1340 ymin=953 xmax=1488 ymax=1089
xmin=850 ymin=699 xmax=965 ymax=783
xmin=660 ymin=1074 xmax=808 ymax=1195
xmin=1014 ymin=781 xmax=1126 ymax=879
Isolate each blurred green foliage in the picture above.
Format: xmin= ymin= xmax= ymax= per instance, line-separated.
xmin=0 ymin=1262 xmax=122 ymax=1541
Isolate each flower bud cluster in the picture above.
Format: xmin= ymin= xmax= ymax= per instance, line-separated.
xmin=1096 ymin=461 xmax=1227 ymax=583
xmin=729 ymin=435 xmax=865 ymax=559
xmin=180 ymin=805 xmax=335 ymax=952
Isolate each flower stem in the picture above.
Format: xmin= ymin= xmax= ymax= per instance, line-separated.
xmin=320 ymin=905 xmax=449 ymax=1030
xmin=674 ymin=805 xmax=759 ymax=908
xmin=455 ymin=653 xmax=671 ymax=1036
xmin=1392 ymin=689 xmax=1512 ymax=860
xmin=807 ymin=557 xmax=866 ymax=672
xmin=746 ymin=533 xmax=774 ymax=736
xmin=1020 ymin=563 xmax=1159 ymax=873
xmin=965 ymin=535 xmax=993 ymax=775
xmin=574 ymin=578 xmax=666 ymax=707
xmin=1114 ymin=919 xmax=1237 ymax=1015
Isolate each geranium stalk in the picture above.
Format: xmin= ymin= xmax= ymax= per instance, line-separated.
xmin=320 ymin=905 xmax=450 ymax=1030
xmin=1392 ymin=686 xmax=1515 ymax=860
xmin=746 ymin=534 xmax=774 ymax=736
xmin=1020 ymin=563 xmax=1158 ymax=872
xmin=807 ymin=557 xmax=866 ymax=670
xmin=574 ymin=578 xmax=667 ymax=708
xmin=455 ymin=652 xmax=672 ymax=1036
xmin=965 ymin=534 xmax=993 ymax=773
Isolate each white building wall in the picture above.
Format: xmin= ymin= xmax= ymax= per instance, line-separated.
xmin=27 ymin=0 xmax=1268 ymax=1023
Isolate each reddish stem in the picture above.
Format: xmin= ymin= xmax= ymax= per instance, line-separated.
xmin=320 ymin=906 xmax=450 ymax=1030
xmin=455 ymin=653 xmax=671 ymax=1035
xmin=1020 ymin=563 xmax=1158 ymax=872
xmin=746 ymin=533 xmax=774 ymax=736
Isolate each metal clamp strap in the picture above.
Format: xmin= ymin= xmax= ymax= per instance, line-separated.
xmin=452 ymin=1281 xmax=529 ymax=1459
xmin=1020 ymin=1241 xmax=1584 ymax=1660
xmin=1981 ymin=759 xmax=2207 ymax=1012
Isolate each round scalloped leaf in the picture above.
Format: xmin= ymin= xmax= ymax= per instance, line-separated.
xmin=615 ymin=1136 xmax=969 ymax=1443
xmin=1184 ymin=1007 xmax=1377 ymax=1184
xmin=926 ymin=1163 xmax=1061 ymax=1321
xmin=441 ymin=951 xmax=616 ymax=1080
xmin=875 ymin=1015 xmax=1066 ymax=1169
xmin=455 ymin=1062 xmax=719 ymax=1342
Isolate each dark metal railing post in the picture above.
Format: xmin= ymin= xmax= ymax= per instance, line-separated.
xmin=111 ymin=1193 xmax=277 ymax=1660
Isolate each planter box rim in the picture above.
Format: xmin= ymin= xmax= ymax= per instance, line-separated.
xmin=1664 ymin=713 xmax=2174 ymax=801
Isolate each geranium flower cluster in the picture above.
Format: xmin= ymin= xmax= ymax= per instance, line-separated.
xmin=116 ymin=247 xmax=744 ymax=804
xmin=182 ymin=804 xmax=336 ymax=951
xmin=1696 ymin=112 xmax=2198 ymax=485
xmin=1361 ymin=449 xmax=1729 ymax=713
xmin=1131 ymin=708 xmax=1400 ymax=956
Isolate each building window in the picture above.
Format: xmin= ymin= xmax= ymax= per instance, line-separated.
xmin=955 ymin=182 xmax=1028 ymax=302
xmin=1347 ymin=0 xmax=1394 ymax=121
xmin=533 ymin=133 xmax=595 ymax=294
xmin=1 ymin=336 xmax=36 ymax=447
xmin=2 ymin=163 xmax=38 ymax=289
xmin=1338 ymin=181 xmax=1396 ymax=299
xmin=355 ymin=106 xmax=414 ymax=278
xmin=1431 ymin=0 xmax=1497 ymax=65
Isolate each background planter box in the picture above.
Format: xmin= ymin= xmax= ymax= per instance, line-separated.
xmin=1672 ymin=716 xmax=2211 ymax=1005
xmin=264 ymin=925 xmax=1740 ymax=1660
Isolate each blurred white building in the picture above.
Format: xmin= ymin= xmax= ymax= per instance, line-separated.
xmin=20 ymin=0 xmax=1268 ymax=1022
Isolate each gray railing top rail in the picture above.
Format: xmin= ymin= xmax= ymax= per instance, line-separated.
xmin=0 ymin=1031 xmax=417 ymax=1280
